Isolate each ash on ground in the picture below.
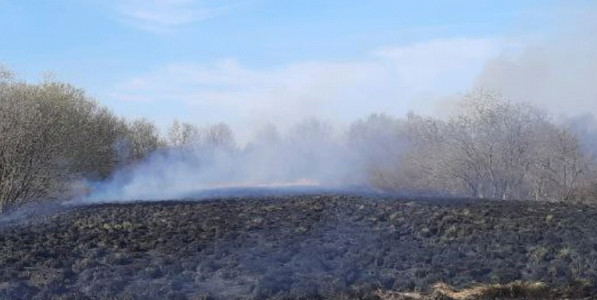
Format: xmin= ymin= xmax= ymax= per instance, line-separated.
xmin=1 ymin=195 xmax=597 ymax=299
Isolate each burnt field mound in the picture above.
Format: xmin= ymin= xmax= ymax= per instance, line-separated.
xmin=2 ymin=194 xmax=597 ymax=299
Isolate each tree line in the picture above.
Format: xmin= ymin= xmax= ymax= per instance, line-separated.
xmin=0 ymin=69 xmax=595 ymax=211
xmin=352 ymin=91 xmax=597 ymax=202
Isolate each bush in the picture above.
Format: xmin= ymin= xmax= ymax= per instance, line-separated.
xmin=0 ymin=73 xmax=127 ymax=211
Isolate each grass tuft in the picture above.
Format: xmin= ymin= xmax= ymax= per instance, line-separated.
xmin=376 ymin=280 xmax=551 ymax=300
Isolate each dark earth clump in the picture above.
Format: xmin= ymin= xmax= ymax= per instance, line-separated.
xmin=1 ymin=194 xmax=597 ymax=299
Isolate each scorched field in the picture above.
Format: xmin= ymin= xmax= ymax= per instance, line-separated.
xmin=1 ymin=194 xmax=597 ymax=299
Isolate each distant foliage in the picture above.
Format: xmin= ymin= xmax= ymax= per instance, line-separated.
xmin=0 ymin=73 xmax=161 ymax=211
xmin=166 ymin=120 xmax=235 ymax=150
xmin=202 ymin=122 xmax=236 ymax=150
xmin=122 ymin=118 xmax=164 ymax=162
xmin=0 ymin=77 xmax=123 ymax=211
xmin=347 ymin=114 xmax=409 ymax=190
xmin=1 ymin=68 xmax=597 ymax=211
xmin=362 ymin=90 xmax=597 ymax=202
xmin=167 ymin=120 xmax=200 ymax=148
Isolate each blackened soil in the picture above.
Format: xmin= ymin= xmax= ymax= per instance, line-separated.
xmin=1 ymin=195 xmax=597 ymax=299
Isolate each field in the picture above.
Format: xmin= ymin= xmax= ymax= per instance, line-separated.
xmin=1 ymin=194 xmax=597 ymax=299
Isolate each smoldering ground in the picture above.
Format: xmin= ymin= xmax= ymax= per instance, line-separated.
xmin=2 ymin=194 xmax=597 ymax=300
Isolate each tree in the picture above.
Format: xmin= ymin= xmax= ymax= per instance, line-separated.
xmin=201 ymin=122 xmax=235 ymax=150
xmin=0 ymin=73 xmax=135 ymax=211
xmin=530 ymin=125 xmax=594 ymax=201
xmin=393 ymin=90 xmax=597 ymax=201
xmin=348 ymin=114 xmax=408 ymax=190
xmin=167 ymin=119 xmax=200 ymax=148
xmin=123 ymin=118 xmax=163 ymax=162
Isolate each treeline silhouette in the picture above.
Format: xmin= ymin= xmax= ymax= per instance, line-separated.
xmin=1 ymin=69 xmax=595 ymax=211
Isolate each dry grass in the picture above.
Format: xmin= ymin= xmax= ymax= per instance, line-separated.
xmin=375 ymin=281 xmax=551 ymax=300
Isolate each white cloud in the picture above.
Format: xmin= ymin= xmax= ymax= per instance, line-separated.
xmin=113 ymin=0 xmax=244 ymax=32
xmin=109 ymin=38 xmax=510 ymax=138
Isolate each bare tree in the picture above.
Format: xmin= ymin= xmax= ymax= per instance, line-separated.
xmin=348 ymin=114 xmax=408 ymax=191
xmin=167 ymin=119 xmax=200 ymax=148
xmin=0 ymin=65 xmax=13 ymax=81
xmin=392 ymin=90 xmax=597 ymax=201
xmin=201 ymin=122 xmax=235 ymax=150
xmin=124 ymin=118 xmax=163 ymax=162
xmin=530 ymin=126 xmax=593 ymax=201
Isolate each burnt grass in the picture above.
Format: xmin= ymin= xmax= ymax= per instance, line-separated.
xmin=2 ymin=194 xmax=597 ymax=299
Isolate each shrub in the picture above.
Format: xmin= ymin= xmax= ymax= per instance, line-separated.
xmin=0 ymin=73 xmax=126 ymax=211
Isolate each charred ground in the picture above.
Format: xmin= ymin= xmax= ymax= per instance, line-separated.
xmin=1 ymin=194 xmax=597 ymax=299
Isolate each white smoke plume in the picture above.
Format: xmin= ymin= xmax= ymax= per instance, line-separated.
xmin=474 ymin=6 xmax=597 ymax=118
xmin=80 ymin=4 xmax=597 ymax=203
xmin=474 ymin=6 xmax=597 ymax=155
xmin=82 ymin=118 xmax=408 ymax=202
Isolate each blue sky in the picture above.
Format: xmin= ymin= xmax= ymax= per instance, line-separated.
xmin=1 ymin=0 xmax=595 ymax=138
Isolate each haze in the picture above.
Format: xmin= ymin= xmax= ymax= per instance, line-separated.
xmin=1 ymin=1 xmax=595 ymax=139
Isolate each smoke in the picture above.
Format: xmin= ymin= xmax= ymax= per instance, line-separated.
xmin=474 ymin=6 xmax=597 ymax=118
xmin=79 ymin=4 xmax=597 ymax=203
xmin=81 ymin=118 xmax=408 ymax=202
xmin=565 ymin=114 xmax=597 ymax=158
xmin=473 ymin=6 xmax=597 ymax=156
